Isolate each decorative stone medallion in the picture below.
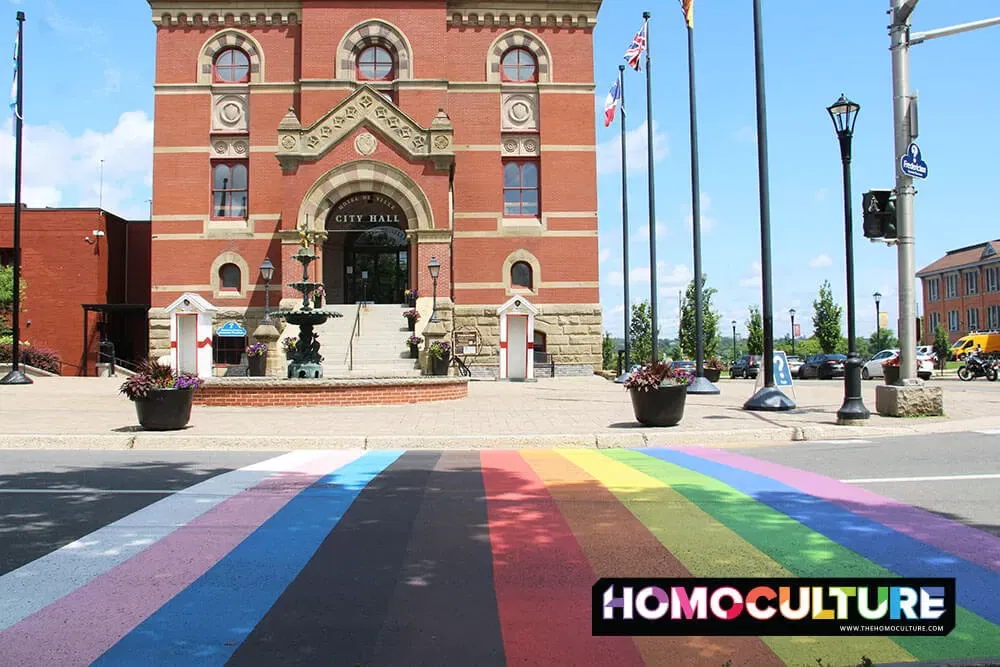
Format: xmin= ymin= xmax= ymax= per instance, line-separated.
xmin=354 ymin=132 xmax=378 ymax=156
xmin=212 ymin=94 xmax=249 ymax=133
xmin=211 ymin=136 xmax=251 ymax=158
xmin=501 ymin=93 xmax=538 ymax=132
xmin=433 ymin=135 xmax=450 ymax=150
xmin=500 ymin=135 xmax=539 ymax=157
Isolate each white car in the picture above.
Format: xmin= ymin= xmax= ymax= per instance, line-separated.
xmin=862 ymin=349 xmax=933 ymax=381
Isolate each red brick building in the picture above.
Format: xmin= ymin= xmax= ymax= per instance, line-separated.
xmin=917 ymin=240 xmax=1000 ymax=344
xmin=147 ymin=0 xmax=603 ymax=375
xmin=0 ymin=206 xmax=151 ymax=375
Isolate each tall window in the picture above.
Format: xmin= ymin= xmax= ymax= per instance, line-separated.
xmin=967 ymin=308 xmax=980 ymax=331
xmin=501 ymin=48 xmax=538 ymax=82
xmin=930 ymin=312 xmax=940 ymax=332
xmin=212 ymin=162 xmax=248 ymax=219
xmin=357 ymin=45 xmax=395 ymax=81
xmin=213 ymin=48 xmax=250 ymax=83
xmin=945 ymin=274 xmax=959 ymax=299
xmin=985 ymin=265 xmax=999 ymax=293
xmin=926 ymin=277 xmax=939 ymax=302
xmin=503 ymin=161 xmax=539 ymax=217
xmin=219 ymin=263 xmax=241 ymax=291
xmin=511 ymin=261 xmax=533 ymax=289
xmin=948 ymin=310 xmax=959 ymax=331
xmin=965 ymin=271 xmax=979 ymax=296
xmin=987 ymin=305 xmax=1000 ymax=330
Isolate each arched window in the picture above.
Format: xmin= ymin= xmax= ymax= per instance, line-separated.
xmin=212 ymin=162 xmax=248 ymax=219
xmin=219 ymin=263 xmax=241 ymax=291
xmin=501 ymin=47 xmax=538 ymax=83
xmin=503 ymin=161 xmax=539 ymax=217
xmin=213 ymin=48 xmax=251 ymax=83
xmin=511 ymin=261 xmax=533 ymax=289
xmin=357 ymin=45 xmax=395 ymax=81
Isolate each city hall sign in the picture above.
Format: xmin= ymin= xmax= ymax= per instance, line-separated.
xmin=329 ymin=193 xmax=407 ymax=229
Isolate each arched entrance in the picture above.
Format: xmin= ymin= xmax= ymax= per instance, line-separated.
xmin=323 ymin=192 xmax=409 ymax=304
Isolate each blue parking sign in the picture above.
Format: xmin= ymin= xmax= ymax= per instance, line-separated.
xmin=773 ymin=351 xmax=793 ymax=387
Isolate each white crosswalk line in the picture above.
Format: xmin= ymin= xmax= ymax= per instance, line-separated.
xmin=842 ymin=473 xmax=1000 ymax=484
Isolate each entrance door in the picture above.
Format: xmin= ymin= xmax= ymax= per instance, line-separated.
xmin=344 ymin=226 xmax=409 ymax=304
xmin=176 ymin=314 xmax=197 ymax=375
xmin=507 ymin=315 xmax=528 ymax=380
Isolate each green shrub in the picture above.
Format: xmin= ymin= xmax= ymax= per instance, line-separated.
xmin=0 ymin=343 xmax=61 ymax=374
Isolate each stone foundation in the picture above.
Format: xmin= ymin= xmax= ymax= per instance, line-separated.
xmin=875 ymin=383 xmax=945 ymax=417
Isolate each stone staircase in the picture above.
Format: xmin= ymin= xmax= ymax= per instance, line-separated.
xmin=279 ymin=303 xmax=421 ymax=377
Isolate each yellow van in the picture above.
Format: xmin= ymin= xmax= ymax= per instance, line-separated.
xmin=950 ymin=331 xmax=1000 ymax=360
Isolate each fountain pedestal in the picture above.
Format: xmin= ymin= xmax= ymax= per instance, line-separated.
xmin=274 ymin=246 xmax=341 ymax=379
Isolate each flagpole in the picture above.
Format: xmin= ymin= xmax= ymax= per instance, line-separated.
xmin=618 ymin=64 xmax=631 ymax=373
xmin=643 ymin=11 xmax=658 ymax=364
xmin=685 ymin=22 xmax=718 ymax=394
xmin=1 ymin=10 xmax=30 ymax=385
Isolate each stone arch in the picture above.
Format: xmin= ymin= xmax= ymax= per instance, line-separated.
xmin=298 ymin=160 xmax=434 ymax=234
xmin=502 ymin=249 xmax=541 ymax=296
xmin=198 ymin=29 xmax=265 ymax=84
xmin=336 ymin=19 xmax=413 ymax=81
xmin=487 ymin=29 xmax=552 ymax=83
xmin=209 ymin=251 xmax=251 ymax=298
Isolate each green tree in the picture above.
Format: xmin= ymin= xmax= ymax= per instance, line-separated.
xmin=629 ymin=300 xmax=652 ymax=365
xmin=0 ymin=265 xmax=25 ymax=337
xmin=812 ymin=281 xmax=843 ymax=353
xmin=867 ymin=329 xmax=898 ymax=354
xmin=601 ymin=332 xmax=618 ymax=371
xmin=678 ymin=274 xmax=721 ymax=361
xmin=933 ymin=324 xmax=950 ymax=371
xmin=746 ymin=305 xmax=764 ymax=355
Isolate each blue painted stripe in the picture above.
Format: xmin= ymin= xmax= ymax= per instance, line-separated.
xmin=643 ymin=448 xmax=1000 ymax=627
xmin=92 ymin=451 xmax=403 ymax=667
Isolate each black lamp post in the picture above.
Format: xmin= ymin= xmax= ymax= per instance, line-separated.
xmin=260 ymin=257 xmax=275 ymax=323
xmin=427 ymin=256 xmax=441 ymax=323
xmin=789 ymin=308 xmax=796 ymax=356
xmin=873 ymin=291 xmax=882 ymax=352
xmin=828 ymin=93 xmax=869 ymax=423
xmin=731 ymin=320 xmax=737 ymax=363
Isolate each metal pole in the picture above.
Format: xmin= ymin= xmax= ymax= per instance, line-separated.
xmin=875 ymin=296 xmax=881 ymax=351
xmin=891 ymin=0 xmax=917 ymax=381
xmin=744 ymin=0 xmax=794 ymax=411
xmin=837 ymin=132 xmax=870 ymax=423
xmin=1 ymin=11 xmax=31 ymax=385
xmin=264 ymin=277 xmax=271 ymax=322
xmin=686 ymin=24 xmax=717 ymax=394
xmin=732 ymin=322 xmax=737 ymax=363
xmin=791 ymin=313 xmax=796 ymax=356
xmin=431 ymin=276 xmax=439 ymax=322
xmin=619 ymin=65 xmax=631 ymax=372
xmin=644 ymin=12 xmax=658 ymax=363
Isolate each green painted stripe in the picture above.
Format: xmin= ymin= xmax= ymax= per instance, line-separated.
xmin=560 ymin=450 xmax=914 ymax=667
xmin=607 ymin=449 xmax=1000 ymax=662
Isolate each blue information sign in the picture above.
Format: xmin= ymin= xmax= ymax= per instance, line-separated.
xmin=216 ymin=321 xmax=247 ymax=337
xmin=900 ymin=143 xmax=928 ymax=179
xmin=773 ymin=351 xmax=793 ymax=387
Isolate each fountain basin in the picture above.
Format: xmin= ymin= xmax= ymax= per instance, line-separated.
xmin=192 ymin=376 xmax=468 ymax=407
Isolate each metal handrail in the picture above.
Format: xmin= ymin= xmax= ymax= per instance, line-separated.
xmin=346 ymin=303 xmax=363 ymax=370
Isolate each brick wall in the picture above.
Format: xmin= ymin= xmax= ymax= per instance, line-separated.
xmin=192 ymin=377 xmax=468 ymax=406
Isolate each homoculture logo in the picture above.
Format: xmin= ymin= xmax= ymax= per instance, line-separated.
xmin=593 ymin=578 xmax=955 ymax=636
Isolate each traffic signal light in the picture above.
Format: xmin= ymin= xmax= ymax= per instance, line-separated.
xmin=862 ymin=189 xmax=897 ymax=239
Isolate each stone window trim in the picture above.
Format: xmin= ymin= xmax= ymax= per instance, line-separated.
xmin=199 ymin=29 xmax=264 ymax=84
xmin=210 ymin=252 xmax=250 ymax=299
xmin=337 ymin=19 xmax=413 ymax=81
xmin=487 ymin=29 xmax=552 ymax=84
xmin=502 ymin=250 xmax=541 ymax=297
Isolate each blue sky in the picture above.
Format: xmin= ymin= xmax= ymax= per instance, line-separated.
xmin=2 ymin=1 xmax=998 ymax=341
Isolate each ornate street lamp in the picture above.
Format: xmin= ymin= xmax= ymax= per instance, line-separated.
xmin=828 ymin=93 xmax=869 ymax=423
xmin=873 ymin=291 xmax=882 ymax=352
xmin=427 ymin=256 xmax=441 ymax=323
xmin=789 ymin=308 xmax=796 ymax=356
xmin=260 ymin=257 xmax=275 ymax=323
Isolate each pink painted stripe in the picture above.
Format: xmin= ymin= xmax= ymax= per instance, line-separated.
xmin=677 ymin=447 xmax=1000 ymax=573
xmin=0 ymin=450 xmax=360 ymax=667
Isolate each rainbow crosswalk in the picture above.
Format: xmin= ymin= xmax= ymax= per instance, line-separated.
xmin=0 ymin=448 xmax=998 ymax=666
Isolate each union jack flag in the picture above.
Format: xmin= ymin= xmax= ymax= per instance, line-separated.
xmin=623 ymin=19 xmax=648 ymax=72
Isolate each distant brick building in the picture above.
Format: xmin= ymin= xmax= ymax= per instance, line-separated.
xmin=0 ymin=205 xmax=151 ymax=375
xmin=147 ymin=0 xmax=603 ymax=376
xmin=917 ymin=239 xmax=1000 ymax=344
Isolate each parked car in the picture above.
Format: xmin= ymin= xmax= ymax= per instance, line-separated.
xmin=916 ymin=345 xmax=936 ymax=363
xmin=670 ymin=360 xmax=696 ymax=374
xmin=862 ymin=349 xmax=934 ymax=380
xmin=730 ymin=355 xmax=760 ymax=379
xmin=785 ymin=355 xmax=804 ymax=376
xmin=798 ymin=353 xmax=847 ymax=379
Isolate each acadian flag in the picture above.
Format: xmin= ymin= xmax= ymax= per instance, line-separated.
xmin=679 ymin=0 xmax=694 ymax=29
xmin=603 ymin=76 xmax=622 ymax=128
xmin=623 ymin=19 xmax=647 ymax=72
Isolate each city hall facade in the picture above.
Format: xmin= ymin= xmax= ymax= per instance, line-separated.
xmin=147 ymin=0 xmax=604 ymax=376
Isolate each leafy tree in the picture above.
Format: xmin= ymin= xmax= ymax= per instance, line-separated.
xmin=669 ymin=342 xmax=684 ymax=361
xmin=933 ymin=324 xmax=950 ymax=371
xmin=601 ymin=332 xmax=618 ymax=371
xmin=812 ymin=281 xmax=843 ymax=353
xmin=629 ymin=300 xmax=652 ymax=365
xmin=867 ymin=329 xmax=898 ymax=354
xmin=0 ymin=265 xmax=25 ymax=337
xmin=678 ymin=274 xmax=720 ymax=361
xmin=746 ymin=305 xmax=764 ymax=355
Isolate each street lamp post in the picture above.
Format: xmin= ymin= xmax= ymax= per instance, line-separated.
xmin=789 ymin=308 xmax=796 ymax=356
xmin=829 ymin=94 xmax=870 ymax=424
xmin=427 ymin=256 xmax=441 ymax=323
xmin=873 ymin=291 xmax=882 ymax=352
xmin=260 ymin=258 xmax=275 ymax=323
xmin=732 ymin=320 xmax=737 ymax=363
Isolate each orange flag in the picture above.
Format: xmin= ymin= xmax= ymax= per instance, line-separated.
xmin=679 ymin=0 xmax=694 ymax=28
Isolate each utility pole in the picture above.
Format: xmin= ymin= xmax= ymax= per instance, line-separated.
xmin=889 ymin=0 xmax=1000 ymax=380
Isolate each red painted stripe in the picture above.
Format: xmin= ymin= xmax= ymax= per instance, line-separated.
xmin=499 ymin=341 xmax=507 ymax=349
xmin=480 ymin=451 xmax=643 ymax=666
xmin=527 ymin=342 xmax=534 ymax=350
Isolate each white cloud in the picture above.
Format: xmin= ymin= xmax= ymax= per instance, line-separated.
xmin=599 ymin=247 xmax=612 ymax=264
xmin=630 ymin=220 xmax=669 ymax=243
xmin=809 ymin=253 xmax=833 ymax=269
xmin=685 ymin=192 xmax=719 ymax=234
xmin=740 ymin=261 xmax=762 ymax=288
xmin=597 ymin=121 xmax=669 ymax=175
xmin=607 ymin=270 xmax=624 ymax=286
xmin=0 ymin=111 xmax=153 ymax=219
